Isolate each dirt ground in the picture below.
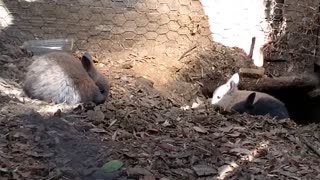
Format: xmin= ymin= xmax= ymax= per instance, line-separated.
xmin=0 ymin=41 xmax=320 ymax=180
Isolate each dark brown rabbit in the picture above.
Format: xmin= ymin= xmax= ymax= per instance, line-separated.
xmin=23 ymin=51 xmax=109 ymax=105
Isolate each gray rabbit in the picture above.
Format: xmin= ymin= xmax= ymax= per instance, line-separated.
xmin=23 ymin=51 xmax=110 ymax=105
xmin=211 ymin=73 xmax=289 ymax=119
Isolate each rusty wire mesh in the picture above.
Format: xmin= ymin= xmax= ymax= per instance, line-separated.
xmin=263 ymin=0 xmax=320 ymax=75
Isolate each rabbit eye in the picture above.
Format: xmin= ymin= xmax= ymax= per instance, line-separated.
xmin=217 ymin=96 xmax=221 ymax=99
xmin=100 ymin=89 xmax=105 ymax=94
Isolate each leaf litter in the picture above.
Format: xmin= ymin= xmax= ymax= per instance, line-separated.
xmin=0 ymin=41 xmax=318 ymax=180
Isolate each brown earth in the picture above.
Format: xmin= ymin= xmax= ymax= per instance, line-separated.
xmin=0 ymin=41 xmax=319 ymax=180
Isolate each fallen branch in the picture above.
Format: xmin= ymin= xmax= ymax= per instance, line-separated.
xmin=239 ymin=73 xmax=319 ymax=91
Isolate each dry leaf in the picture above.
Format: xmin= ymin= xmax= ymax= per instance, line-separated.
xmin=219 ymin=126 xmax=233 ymax=132
xmin=193 ymin=126 xmax=208 ymax=133
xmin=228 ymin=132 xmax=241 ymax=137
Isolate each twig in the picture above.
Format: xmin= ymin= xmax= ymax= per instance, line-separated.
xmin=178 ymin=45 xmax=197 ymax=61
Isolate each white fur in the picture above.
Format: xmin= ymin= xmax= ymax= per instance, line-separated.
xmin=211 ymin=73 xmax=240 ymax=104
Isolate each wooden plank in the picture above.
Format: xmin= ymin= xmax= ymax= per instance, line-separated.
xmin=239 ymin=68 xmax=265 ymax=78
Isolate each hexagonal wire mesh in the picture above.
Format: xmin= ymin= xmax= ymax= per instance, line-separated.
xmin=0 ymin=0 xmax=213 ymax=53
xmin=262 ymin=0 xmax=320 ymax=75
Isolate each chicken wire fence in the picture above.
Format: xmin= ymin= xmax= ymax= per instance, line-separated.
xmin=263 ymin=0 xmax=320 ymax=65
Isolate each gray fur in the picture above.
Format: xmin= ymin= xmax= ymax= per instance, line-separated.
xmin=212 ymin=73 xmax=289 ymax=120
xmin=23 ymin=51 xmax=109 ymax=105
xmin=221 ymin=91 xmax=289 ymax=119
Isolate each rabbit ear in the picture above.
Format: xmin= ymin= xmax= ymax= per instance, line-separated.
xmin=228 ymin=81 xmax=238 ymax=93
xmin=82 ymin=52 xmax=93 ymax=62
xmin=227 ymin=73 xmax=240 ymax=86
xmin=81 ymin=52 xmax=93 ymax=71
xmin=81 ymin=52 xmax=98 ymax=78
xmin=245 ymin=92 xmax=256 ymax=109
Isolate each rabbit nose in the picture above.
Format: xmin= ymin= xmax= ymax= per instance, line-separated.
xmin=93 ymin=94 xmax=107 ymax=105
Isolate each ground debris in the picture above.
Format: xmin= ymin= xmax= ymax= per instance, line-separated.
xmin=0 ymin=41 xmax=319 ymax=180
xmin=192 ymin=164 xmax=217 ymax=176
